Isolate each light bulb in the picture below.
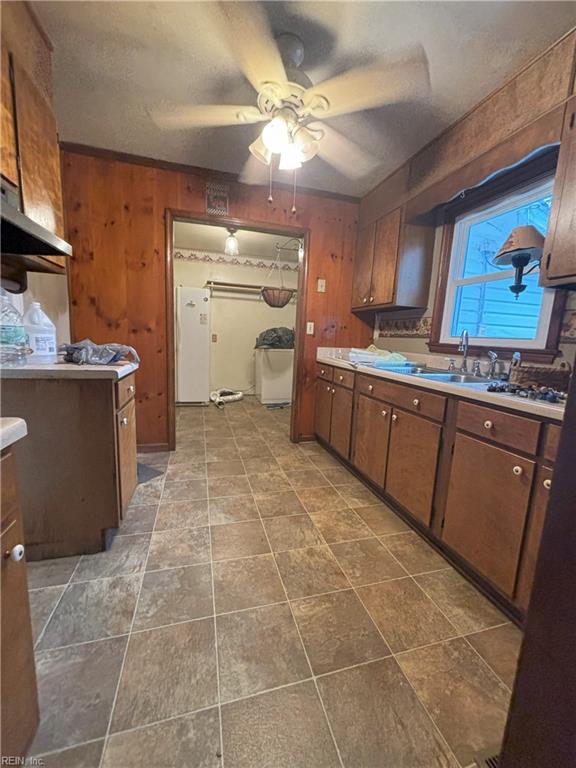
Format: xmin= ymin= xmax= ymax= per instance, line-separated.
xmin=224 ymin=231 xmax=239 ymax=257
xmin=262 ymin=116 xmax=290 ymax=154
xmin=279 ymin=143 xmax=302 ymax=171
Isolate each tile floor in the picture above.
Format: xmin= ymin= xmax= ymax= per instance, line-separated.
xmin=26 ymin=398 xmax=523 ymax=768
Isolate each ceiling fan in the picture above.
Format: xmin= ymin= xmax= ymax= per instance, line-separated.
xmin=149 ymin=2 xmax=431 ymax=183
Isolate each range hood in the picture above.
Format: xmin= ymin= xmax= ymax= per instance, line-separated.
xmin=1 ymin=195 xmax=72 ymax=260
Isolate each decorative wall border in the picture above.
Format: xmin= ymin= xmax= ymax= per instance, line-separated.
xmin=173 ymin=248 xmax=299 ymax=272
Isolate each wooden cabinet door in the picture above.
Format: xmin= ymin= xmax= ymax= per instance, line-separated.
xmin=515 ymin=465 xmax=553 ymax=612
xmin=541 ymin=96 xmax=576 ymax=285
xmin=351 ymin=223 xmax=375 ymax=308
xmin=117 ymin=398 xmax=138 ymax=516
xmin=442 ymin=434 xmax=535 ymax=597
xmin=314 ymin=379 xmax=333 ymax=443
xmin=1 ymin=45 xmax=18 ymax=186
xmin=329 ymin=384 xmax=353 ymax=459
xmin=386 ymin=409 xmax=441 ymax=526
xmin=352 ymin=393 xmax=391 ymax=487
xmin=13 ymin=62 xmax=65 ymax=250
xmin=0 ymin=457 xmax=38 ymax=758
xmin=370 ymin=208 xmax=402 ymax=305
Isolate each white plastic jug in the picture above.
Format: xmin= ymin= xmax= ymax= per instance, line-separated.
xmin=23 ymin=301 xmax=57 ymax=361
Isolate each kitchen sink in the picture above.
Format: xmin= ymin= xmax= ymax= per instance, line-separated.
xmin=410 ymin=372 xmax=487 ymax=384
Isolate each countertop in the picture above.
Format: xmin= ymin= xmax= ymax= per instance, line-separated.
xmin=317 ymin=348 xmax=565 ymax=422
xmin=0 ymin=417 xmax=27 ymax=450
xmin=0 ymin=360 xmax=139 ymax=381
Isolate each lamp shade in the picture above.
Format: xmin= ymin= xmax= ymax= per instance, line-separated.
xmin=224 ymin=230 xmax=239 ymax=257
xmin=249 ymin=136 xmax=272 ymax=165
xmin=493 ymin=225 xmax=544 ymax=266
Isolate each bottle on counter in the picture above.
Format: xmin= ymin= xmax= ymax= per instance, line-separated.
xmin=0 ymin=288 xmax=29 ymax=366
xmin=23 ymin=301 xmax=57 ymax=362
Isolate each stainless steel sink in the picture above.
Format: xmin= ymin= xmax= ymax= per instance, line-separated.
xmin=410 ymin=372 xmax=486 ymax=384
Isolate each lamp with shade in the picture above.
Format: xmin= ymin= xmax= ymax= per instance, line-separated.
xmin=493 ymin=225 xmax=545 ymax=298
xmin=224 ymin=228 xmax=240 ymax=257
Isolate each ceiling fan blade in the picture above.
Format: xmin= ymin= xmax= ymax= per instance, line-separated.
xmin=218 ymin=1 xmax=287 ymax=93
xmin=304 ymin=46 xmax=430 ymax=119
xmin=238 ymin=154 xmax=270 ymax=186
xmin=149 ymin=104 xmax=265 ymax=130
xmin=309 ymin=122 xmax=379 ymax=180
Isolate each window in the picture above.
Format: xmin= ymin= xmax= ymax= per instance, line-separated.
xmin=439 ymin=177 xmax=556 ymax=350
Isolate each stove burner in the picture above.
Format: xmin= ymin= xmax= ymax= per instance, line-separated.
xmin=487 ymin=382 xmax=567 ymax=404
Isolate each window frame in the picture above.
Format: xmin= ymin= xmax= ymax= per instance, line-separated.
xmin=428 ymin=151 xmax=566 ymax=364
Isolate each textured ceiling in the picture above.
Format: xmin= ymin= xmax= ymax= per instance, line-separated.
xmin=35 ymin=1 xmax=576 ymax=196
xmin=173 ymin=221 xmax=300 ymax=261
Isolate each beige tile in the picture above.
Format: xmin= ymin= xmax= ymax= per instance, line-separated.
xmin=275 ymin=546 xmax=349 ymax=599
xmin=309 ymin=453 xmax=343 ymax=470
xmin=242 ymin=456 xmax=281 ymax=474
xmin=264 ymin=514 xmax=325 ymax=552
xmin=31 ymin=636 xmax=127 ymax=754
xmin=103 ymin=709 xmax=220 ymax=768
xmin=214 ymin=554 xmax=286 ymax=614
xmin=165 ymin=463 xmax=206 ymax=481
xmin=211 ymin=520 xmax=270 ymax=561
xmin=134 ymin=564 xmax=213 ymax=630
xmin=206 ymin=460 xmax=245 ymax=477
xmin=355 ymin=504 xmax=410 ymax=535
xmin=398 ymin=638 xmax=510 ymax=766
xmin=204 ymin=445 xmax=241 ymax=462
xmin=248 ymin=471 xmax=291 ymax=494
xmin=292 ymin=590 xmax=390 ymax=675
xmin=222 ymin=680 xmax=340 ymax=768
xmin=317 ymin=658 xmax=458 ymax=768
xmin=358 ymin=578 xmax=456 ymax=652
xmin=33 ymin=741 xmax=104 ymax=768
xmin=154 ymin=499 xmax=208 ymax=530
xmin=72 ymin=535 xmax=150 ymax=581
xmin=208 ymin=475 xmax=252 ymax=498
xmin=285 ymin=469 xmax=328 ymax=489
xmin=120 ymin=504 xmax=157 ymax=534
xmin=416 ymin=569 xmax=507 ymax=634
xmin=38 ymin=575 xmax=140 ymax=649
xmin=296 ymin=486 xmax=348 ymax=514
xmin=321 ymin=467 xmax=357 ymax=485
xmin=383 ymin=532 xmax=449 ymax=574
xmin=236 ymin=442 xmax=273 ymax=460
xmin=310 ymin=508 xmax=372 ymax=543
xmin=330 ymin=538 xmax=406 ymax=586
xmin=111 ymin=619 xmax=217 ymax=732
xmin=27 ymin=556 xmax=80 ymax=590
xmin=255 ymin=490 xmax=306 ymax=518
xmin=466 ymin=624 xmax=523 ymax=688
xmin=275 ymin=453 xmax=314 ymax=471
xmin=337 ymin=483 xmax=381 ymax=508
xmin=129 ymin=477 xmax=164 ymax=506
xmin=209 ymin=495 xmax=259 ymax=525
xmin=217 ymin=603 xmax=310 ymax=701
xmin=147 ymin=527 xmax=210 ymax=570
xmin=29 ymin=586 xmax=64 ymax=644
xmin=161 ymin=478 xmax=207 ymax=502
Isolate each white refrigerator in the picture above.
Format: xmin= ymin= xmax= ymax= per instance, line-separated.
xmin=176 ymin=286 xmax=211 ymax=404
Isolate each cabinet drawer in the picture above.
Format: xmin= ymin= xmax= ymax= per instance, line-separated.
xmin=456 ymin=401 xmax=540 ymax=454
xmin=316 ymin=363 xmax=333 ymax=382
xmin=0 ymin=450 xmax=18 ymax=532
xmin=332 ymin=369 xmax=355 ymax=389
xmin=542 ymin=423 xmax=561 ymax=464
xmin=116 ymin=374 xmax=136 ymax=410
xmin=356 ymin=375 xmax=446 ymax=421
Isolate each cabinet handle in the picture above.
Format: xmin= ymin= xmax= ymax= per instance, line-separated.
xmin=381 ymin=409 xmax=388 ymax=417
xmin=121 ymin=417 xmax=129 ymax=426
xmin=484 ymin=420 xmax=493 ymax=430
xmin=368 ymin=384 xmax=374 ymax=392
xmin=392 ymin=414 xmax=398 ymax=422
xmin=512 ymin=465 xmax=523 ymax=476
xmin=543 ymin=478 xmax=552 ymax=490
xmin=5 ymin=544 xmax=25 ymax=562
xmin=128 ymin=384 xmax=135 ymax=394
xmin=362 ymin=297 xmax=368 ymax=304
xmin=412 ymin=398 xmax=420 ymax=407
xmin=369 ymin=296 xmax=374 ymax=303
xmin=338 ymin=375 xmax=344 ymax=382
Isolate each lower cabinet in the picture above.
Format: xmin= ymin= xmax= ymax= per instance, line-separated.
xmin=442 ymin=434 xmax=535 ymax=597
xmin=385 ymin=408 xmax=441 ymax=526
xmin=314 ymin=380 xmax=333 ymax=444
xmin=314 ymin=380 xmax=353 ymax=459
xmin=352 ymin=394 xmax=391 ymax=486
xmin=117 ymin=397 xmax=138 ymax=516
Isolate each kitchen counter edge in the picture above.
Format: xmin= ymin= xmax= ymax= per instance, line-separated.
xmin=0 ymin=361 xmax=139 ymax=381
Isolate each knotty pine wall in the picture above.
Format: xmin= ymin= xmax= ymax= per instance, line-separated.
xmin=61 ymin=149 xmax=372 ymax=448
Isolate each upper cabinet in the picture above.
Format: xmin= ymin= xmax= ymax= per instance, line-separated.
xmin=351 ymin=206 xmax=433 ymax=311
xmin=540 ymin=95 xmax=576 ymax=288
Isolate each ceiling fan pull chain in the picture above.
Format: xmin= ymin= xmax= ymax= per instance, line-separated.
xmin=268 ymin=160 xmax=274 ymax=204
xmin=291 ymin=169 xmax=297 ymax=214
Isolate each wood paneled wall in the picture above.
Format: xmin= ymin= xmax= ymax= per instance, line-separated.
xmin=61 ymin=149 xmax=372 ymax=448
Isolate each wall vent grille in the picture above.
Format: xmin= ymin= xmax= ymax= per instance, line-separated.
xmin=475 ymin=754 xmax=500 ymax=768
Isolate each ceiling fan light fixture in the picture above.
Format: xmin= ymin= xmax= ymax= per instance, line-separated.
xmin=249 ymin=135 xmax=272 ymax=165
xmin=293 ymin=126 xmax=320 ymax=162
xmin=224 ymin=228 xmax=240 ymax=257
xmin=262 ymin=115 xmax=290 ymax=154
xmin=279 ymin=142 xmax=302 ymax=170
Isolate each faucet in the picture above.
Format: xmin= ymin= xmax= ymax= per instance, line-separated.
xmin=458 ymin=330 xmax=469 ymax=372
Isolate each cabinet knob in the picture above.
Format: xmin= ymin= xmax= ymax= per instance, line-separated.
xmin=121 ymin=417 xmax=129 ymax=426
xmin=412 ymin=398 xmax=420 ymax=407
xmin=369 ymin=296 xmax=374 ymax=303
xmin=512 ymin=465 xmax=523 ymax=476
xmin=368 ymin=384 xmax=374 ymax=392
xmin=326 ymin=385 xmax=331 ymax=392
xmin=362 ymin=297 xmax=368 ymax=304
xmin=484 ymin=420 xmax=493 ymax=430
xmin=339 ymin=375 xmax=343 ymax=382
xmin=331 ymin=388 xmax=336 ymax=394
xmin=321 ymin=369 xmax=325 ymax=375
xmin=5 ymin=544 xmax=25 ymax=562
xmin=381 ymin=409 xmax=388 ymax=417
xmin=128 ymin=384 xmax=135 ymax=394
xmin=543 ymin=478 xmax=552 ymax=490
xmin=392 ymin=414 xmax=398 ymax=422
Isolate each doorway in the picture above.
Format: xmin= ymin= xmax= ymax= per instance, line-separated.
xmin=166 ymin=212 xmax=306 ymax=450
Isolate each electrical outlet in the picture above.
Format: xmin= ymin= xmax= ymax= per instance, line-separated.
xmin=317 ymin=278 xmax=326 ymax=293
xmin=211 ymin=333 xmax=218 ymax=342
xmin=306 ymin=322 xmax=315 ymax=335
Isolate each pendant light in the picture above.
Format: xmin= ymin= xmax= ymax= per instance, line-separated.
xmin=224 ymin=228 xmax=239 ymax=257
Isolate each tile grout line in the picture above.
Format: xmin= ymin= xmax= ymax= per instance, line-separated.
xmin=33 ymin=554 xmax=84 ymax=651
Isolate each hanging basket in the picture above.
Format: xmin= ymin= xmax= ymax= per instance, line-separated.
xmin=261 ymin=287 xmax=294 ymax=308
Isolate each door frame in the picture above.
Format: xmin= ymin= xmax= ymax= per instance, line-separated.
xmin=165 ymin=208 xmax=308 ymax=451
